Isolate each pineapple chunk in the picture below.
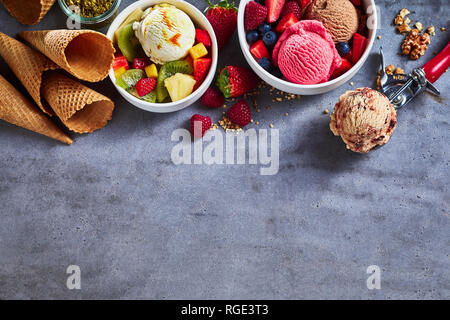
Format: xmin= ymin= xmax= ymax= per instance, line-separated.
xmin=164 ymin=73 xmax=196 ymax=102
xmin=145 ymin=64 xmax=158 ymax=78
xmin=114 ymin=66 xmax=127 ymax=79
xmin=189 ymin=43 xmax=208 ymax=60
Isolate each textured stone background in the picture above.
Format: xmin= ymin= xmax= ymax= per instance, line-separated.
xmin=0 ymin=0 xmax=448 ymax=299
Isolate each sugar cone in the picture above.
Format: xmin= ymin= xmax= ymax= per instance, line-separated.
xmin=0 ymin=74 xmax=72 ymax=144
xmin=1 ymin=0 xmax=56 ymax=25
xmin=19 ymin=30 xmax=115 ymax=82
xmin=0 ymin=32 xmax=58 ymax=116
xmin=41 ymin=71 xmax=114 ymax=134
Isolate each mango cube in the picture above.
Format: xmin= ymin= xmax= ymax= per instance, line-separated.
xmin=114 ymin=66 xmax=127 ymax=79
xmin=184 ymin=55 xmax=194 ymax=67
xmin=189 ymin=43 xmax=208 ymax=60
xmin=145 ymin=64 xmax=158 ymax=78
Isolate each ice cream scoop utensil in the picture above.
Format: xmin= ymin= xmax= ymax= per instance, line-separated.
xmin=379 ymin=43 xmax=450 ymax=109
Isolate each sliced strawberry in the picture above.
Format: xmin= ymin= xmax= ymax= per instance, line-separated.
xmin=250 ymin=40 xmax=270 ymax=60
xmin=298 ymin=0 xmax=311 ymax=8
xmin=135 ymin=78 xmax=156 ymax=97
xmin=193 ymin=58 xmax=212 ymax=90
xmin=195 ymin=29 xmax=212 ymax=47
xmin=132 ymin=58 xmax=149 ymax=70
xmin=275 ymin=13 xmax=299 ymax=34
xmin=266 ymin=0 xmax=286 ymax=23
xmin=330 ymin=58 xmax=353 ymax=79
xmin=351 ymin=33 xmax=368 ymax=64
xmin=112 ymin=55 xmax=129 ymax=71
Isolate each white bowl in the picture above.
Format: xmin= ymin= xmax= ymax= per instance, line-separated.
xmin=237 ymin=0 xmax=377 ymax=95
xmin=106 ymin=0 xmax=218 ymax=113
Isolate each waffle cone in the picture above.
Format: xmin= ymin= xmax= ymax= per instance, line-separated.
xmin=0 ymin=74 xmax=71 ymax=144
xmin=0 ymin=32 xmax=58 ymax=116
xmin=19 ymin=29 xmax=115 ymax=82
xmin=1 ymin=0 xmax=56 ymax=25
xmin=41 ymin=71 xmax=114 ymax=134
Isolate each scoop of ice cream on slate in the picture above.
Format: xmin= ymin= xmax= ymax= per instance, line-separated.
xmin=134 ymin=4 xmax=195 ymax=64
xmin=304 ymin=0 xmax=359 ymax=43
xmin=272 ymin=20 xmax=341 ymax=85
xmin=330 ymin=88 xmax=397 ymax=153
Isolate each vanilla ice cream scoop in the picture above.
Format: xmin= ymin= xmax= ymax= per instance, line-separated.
xmin=133 ymin=4 xmax=195 ymax=64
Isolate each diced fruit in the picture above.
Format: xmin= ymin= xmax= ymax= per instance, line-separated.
xmin=116 ymin=69 xmax=145 ymax=90
xmin=135 ymin=78 xmax=157 ymax=97
xmin=190 ymin=114 xmax=211 ymax=138
xmin=228 ymin=100 xmax=251 ymax=127
xmin=244 ymin=1 xmax=268 ymax=31
xmin=164 ymin=73 xmax=196 ymax=102
xmin=193 ymin=58 xmax=212 ymax=90
xmin=250 ymin=40 xmax=270 ymax=60
xmin=189 ymin=43 xmax=209 ymax=60
xmin=128 ymin=87 xmax=157 ymax=103
xmin=336 ymin=42 xmax=350 ymax=57
xmin=112 ymin=55 xmax=129 ymax=70
xmin=246 ymin=30 xmax=260 ymax=44
xmin=216 ymin=66 xmax=260 ymax=98
xmin=118 ymin=23 xmax=145 ymax=62
xmin=156 ymin=60 xmax=193 ymax=102
xmin=330 ymin=58 xmax=353 ymax=79
xmin=298 ymin=0 xmax=311 ymax=9
xmin=266 ymin=0 xmax=286 ymax=23
xmin=145 ymin=64 xmax=158 ymax=78
xmin=263 ymin=31 xmax=277 ymax=47
xmin=132 ymin=58 xmax=149 ymax=70
xmin=352 ymin=33 xmax=368 ymax=64
xmin=114 ymin=66 xmax=127 ymax=79
xmin=195 ymin=29 xmax=212 ymax=47
xmin=275 ymin=12 xmax=298 ymax=33
xmin=114 ymin=8 xmax=144 ymax=42
xmin=281 ymin=1 xmax=302 ymax=20
xmin=258 ymin=23 xmax=271 ymax=34
xmin=258 ymin=57 xmax=272 ymax=71
xmin=201 ymin=87 xmax=225 ymax=108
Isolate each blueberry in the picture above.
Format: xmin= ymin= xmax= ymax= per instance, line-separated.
xmin=258 ymin=23 xmax=271 ymax=34
xmin=258 ymin=58 xmax=272 ymax=72
xmin=263 ymin=31 xmax=277 ymax=47
xmin=336 ymin=42 xmax=350 ymax=57
xmin=246 ymin=30 xmax=259 ymax=44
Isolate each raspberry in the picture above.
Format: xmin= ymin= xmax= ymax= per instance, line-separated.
xmin=282 ymin=1 xmax=302 ymax=20
xmin=190 ymin=114 xmax=212 ymax=137
xmin=244 ymin=1 xmax=268 ymax=31
xmin=201 ymin=87 xmax=225 ymax=108
xmin=227 ymin=100 xmax=251 ymax=127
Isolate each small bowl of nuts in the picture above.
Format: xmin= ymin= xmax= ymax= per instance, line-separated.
xmin=58 ymin=0 xmax=122 ymax=28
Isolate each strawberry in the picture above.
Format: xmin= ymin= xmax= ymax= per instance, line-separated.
xmin=275 ymin=13 xmax=298 ymax=33
xmin=330 ymin=58 xmax=353 ymax=79
xmin=297 ymin=0 xmax=311 ymax=8
xmin=244 ymin=1 xmax=268 ymax=31
xmin=350 ymin=0 xmax=361 ymax=6
xmin=195 ymin=29 xmax=212 ymax=47
xmin=201 ymin=87 xmax=225 ymax=108
xmin=228 ymin=100 xmax=251 ymax=127
xmin=217 ymin=66 xmax=260 ymax=98
xmin=135 ymin=78 xmax=156 ymax=97
xmin=266 ymin=0 xmax=285 ymax=23
xmin=190 ymin=114 xmax=212 ymax=138
xmin=281 ymin=1 xmax=301 ymax=19
xmin=205 ymin=0 xmax=238 ymax=51
xmin=193 ymin=58 xmax=212 ymax=90
xmin=132 ymin=58 xmax=149 ymax=70
xmin=352 ymin=33 xmax=368 ymax=64
xmin=112 ymin=55 xmax=129 ymax=70
xmin=250 ymin=40 xmax=270 ymax=60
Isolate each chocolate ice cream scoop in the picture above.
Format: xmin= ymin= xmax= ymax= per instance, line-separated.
xmin=330 ymin=88 xmax=397 ymax=153
xmin=304 ymin=0 xmax=359 ymax=43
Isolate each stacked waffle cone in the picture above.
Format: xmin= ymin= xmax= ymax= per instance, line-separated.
xmin=0 ymin=31 xmax=115 ymax=144
xmin=1 ymin=0 xmax=56 ymax=25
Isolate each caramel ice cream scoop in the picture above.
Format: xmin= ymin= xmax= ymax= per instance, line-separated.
xmin=330 ymin=88 xmax=397 ymax=153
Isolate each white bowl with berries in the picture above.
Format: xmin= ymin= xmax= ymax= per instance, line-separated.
xmin=107 ymin=0 xmax=218 ymax=113
xmin=238 ymin=0 xmax=377 ymax=95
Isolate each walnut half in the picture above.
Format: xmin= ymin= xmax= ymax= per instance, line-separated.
xmin=402 ymin=29 xmax=431 ymax=60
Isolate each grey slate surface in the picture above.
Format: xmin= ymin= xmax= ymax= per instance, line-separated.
xmin=0 ymin=0 xmax=449 ymax=299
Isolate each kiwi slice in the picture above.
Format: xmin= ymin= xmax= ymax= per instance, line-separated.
xmin=114 ymin=8 xmax=144 ymax=43
xmin=128 ymin=87 xmax=157 ymax=103
xmin=116 ymin=69 xmax=145 ymax=90
xmin=118 ymin=23 xmax=145 ymax=62
xmin=156 ymin=61 xmax=193 ymax=102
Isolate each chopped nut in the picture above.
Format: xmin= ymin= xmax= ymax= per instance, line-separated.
xmin=404 ymin=17 xmax=411 ymax=25
xmin=441 ymin=27 xmax=446 ymax=32
xmin=377 ymin=35 xmax=382 ymax=39
xmin=427 ymin=25 xmax=435 ymax=36
xmin=255 ymin=121 xmax=260 ymax=125
xmin=402 ymin=29 xmax=430 ymax=60
xmin=395 ymin=67 xmax=404 ymax=74
xmin=324 ymin=109 xmax=329 ymax=114
xmin=349 ymin=81 xmax=354 ymax=86
xmin=398 ymin=22 xmax=411 ymax=34
xmin=285 ymin=112 xmax=289 ymax=116
xmin=415 ymin=22 xmax=424 ymax=31
xmin=269 ymin=124 xmax=274 ymax=128
xmin=394 ymin=15 xmax=404 ymax=25
xmin=385 ymin=64 xmax=395 ymax=75
xmin=399 ymin=8 xmax=410 ymax=18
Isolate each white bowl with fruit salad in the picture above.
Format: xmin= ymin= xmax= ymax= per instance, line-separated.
xmin=237 ymin=0 xmax=377 ymax=95
xmin=107 ymin=0 xmax=218 ymax=113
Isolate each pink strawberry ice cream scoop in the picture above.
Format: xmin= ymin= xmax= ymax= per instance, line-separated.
xmin=272 ymin=20 xmax=341 ymax=85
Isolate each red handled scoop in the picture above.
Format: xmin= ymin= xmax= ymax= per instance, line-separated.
xmin=422 ymin=42 xmax=450 ymax=83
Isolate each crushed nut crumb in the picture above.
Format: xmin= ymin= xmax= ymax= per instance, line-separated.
xmin=324 ymin=109 xmax=329 ymax=114
xmin=427 ymin=25 xmax=435 ymax=36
